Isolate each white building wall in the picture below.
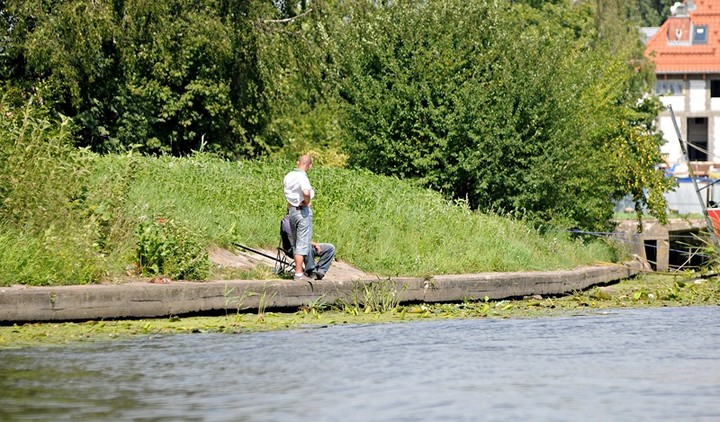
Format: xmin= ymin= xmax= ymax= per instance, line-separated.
xmin=652 ymin=73 xmax=720 ymax=212
xmin=660 ymin=115 xmax=683 ymax=163
xmin=711 ymin=97 xmax=720 ymax=112
xmin=659 ymin=95 xmax=685 ymax=112
xmin=689 ymin=79 xmax=707 ymax=112
xmin=713 ymin=116 xmax=720 ymax=162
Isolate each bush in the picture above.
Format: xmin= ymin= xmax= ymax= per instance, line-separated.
xmin=136 ymin=217 xmax=209 ymax=281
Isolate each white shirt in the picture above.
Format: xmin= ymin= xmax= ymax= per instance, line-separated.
xmin=283 ymin=169 xmax=314 ymax=206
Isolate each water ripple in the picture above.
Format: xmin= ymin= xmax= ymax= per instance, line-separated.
xmin=1 ymin=307 xmax=719 ymax=421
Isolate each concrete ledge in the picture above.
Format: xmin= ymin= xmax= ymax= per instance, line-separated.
xmin=0 ymin=261 xmax=643 ymax=323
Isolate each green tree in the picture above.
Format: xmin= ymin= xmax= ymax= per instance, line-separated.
xmin=512 ymin=0 xmax=567 ymax=7
xmin=333 ymin=0 xmax=671 ymax=231
xmin=516 ymin=0 xmax=676 ymax=29
xmin=0 ymin=0 xmax=278 ymax=157
xmin=1 ymin=0 xmax=674 ymax=231
xmin=245 ymin=0 xmax=349 ymax=165
xmin=636 ymin=0 xmax=675 ymax=26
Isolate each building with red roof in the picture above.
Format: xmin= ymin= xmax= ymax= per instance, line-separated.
xmin=645 ymin=0 xmax=720 ymax=173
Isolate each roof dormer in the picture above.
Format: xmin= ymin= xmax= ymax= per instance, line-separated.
xmin=666 ymin=16 xmax=691 ymax=45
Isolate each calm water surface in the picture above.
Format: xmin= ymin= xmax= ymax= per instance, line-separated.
xmin=1 ymin=306 xmax=719 ymax=421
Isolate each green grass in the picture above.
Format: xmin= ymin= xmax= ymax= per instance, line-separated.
xmin=0 ymin=151 xmax=624 ymax=285
xmin=0 ymin=97 xmax=627 ymax=285
xmin=101 ymin=153 xmax=620 ymax=275
xmin=0 ymin=226 xmax=105 ymax=286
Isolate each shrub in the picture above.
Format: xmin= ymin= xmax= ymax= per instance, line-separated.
xmin=136 ymin=217 xmax=209 ymax=281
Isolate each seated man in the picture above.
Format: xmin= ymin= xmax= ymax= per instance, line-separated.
xmin=280 ymin=214 xmax=335 ymax=280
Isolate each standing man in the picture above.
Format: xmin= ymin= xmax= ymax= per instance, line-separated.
xmin=283 ymin=155 xmax=315 ymax=282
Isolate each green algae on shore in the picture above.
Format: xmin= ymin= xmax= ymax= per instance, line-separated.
xmin=1 ymin=274 xmax=719 ymax=349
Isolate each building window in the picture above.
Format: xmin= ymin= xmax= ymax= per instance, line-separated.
xmin=693 ymin=25 xmax=708 ymax=44
xmin=712 ymin=80 xmax=720 ymax=98
xmin=656 ymin=80 xmax=684 ymax=96
xmin=687 ymin=117 xmax=708 ymax=162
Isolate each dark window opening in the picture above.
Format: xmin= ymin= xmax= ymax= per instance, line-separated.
xmin=712 ymin=80 xmax=720 ymax=98
xmin=687 ymin=117 xmax=708 ymax=161
xmin=644 ymin=240 xmax=657 ymax=271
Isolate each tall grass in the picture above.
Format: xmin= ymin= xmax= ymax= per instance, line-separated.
xmin=0 ymin=97 xmax=105 ymax=285
xmin=0 ymin=226 xmax=104 ymax=285
xmin=1 ymin=98 xmax=622 ymax=285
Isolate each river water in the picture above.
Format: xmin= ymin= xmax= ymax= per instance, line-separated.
xmin=1 ymin=306 xmax=719 ymax=421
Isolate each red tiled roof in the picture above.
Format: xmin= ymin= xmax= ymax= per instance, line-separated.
xmin=645 ymin=0 xmax=720 ymax=74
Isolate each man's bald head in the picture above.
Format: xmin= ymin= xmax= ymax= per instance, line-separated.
xmin=297 ymin=155 xmax=313 ymax=171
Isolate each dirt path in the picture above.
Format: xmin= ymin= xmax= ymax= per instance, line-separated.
xmin=209 ymin=246 xmax=371 ymax=281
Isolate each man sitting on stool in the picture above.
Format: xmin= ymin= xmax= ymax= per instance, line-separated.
xmin=280 ymin=214 xmax=335 ymax=280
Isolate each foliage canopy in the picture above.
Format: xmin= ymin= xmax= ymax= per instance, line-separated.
xmin=333 ymin=0 xmax=672 ymax=230
xmin=1 ymin=0 xmax=674 ymax=234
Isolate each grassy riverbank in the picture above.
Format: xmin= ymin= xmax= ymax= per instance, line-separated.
xmin=0 ymin=100 xmax=630 ymax=285
xmin=2 ymin=273 xmax=718 ymax=349
xmin=0 ymin=149 xmax=622 ymax=286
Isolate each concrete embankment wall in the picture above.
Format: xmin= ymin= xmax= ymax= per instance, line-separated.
xmin=0 ymin=261 xmax=642 ymax=323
